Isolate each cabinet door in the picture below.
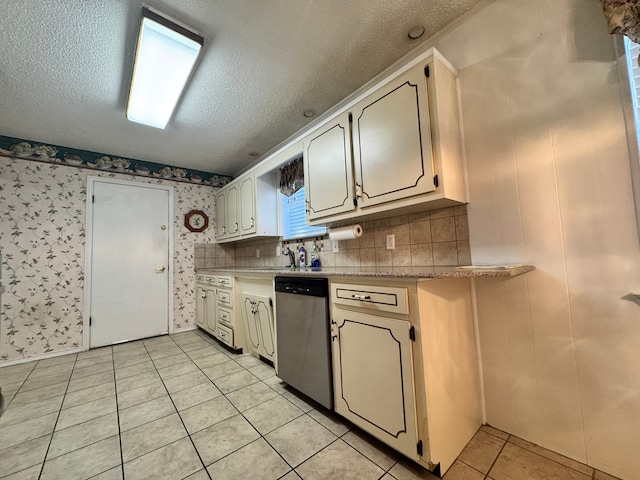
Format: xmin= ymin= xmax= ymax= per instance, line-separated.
xmin=239 ymin=175 xmax=256 ymax=236
xmin=252 ymin=293 xmax=275 ymax=361
xmin=205 ymin=287 xmax=217 ymax=333
xmin=303 ymin=111 xmax=355 ymax=221
xmin=215 ymin=191 xmax=227 ymax=240
xmin=226 ymin=184 xmax=240 ymax=238
xmin=332 ymin=308 xmax=419 ymax=460
xmin=240 ymin=292 xmax=275 ymax=361
xmin=195 ymin=286 xmax=206 ymax=327
xmin=353 ymin=65 xmax=435 ymax=208
xmin=241 ymin=292 xmax=261 ymax=356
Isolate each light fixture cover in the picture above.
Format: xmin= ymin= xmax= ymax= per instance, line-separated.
xmin=126 ymin=8 xmax=203 ymax=129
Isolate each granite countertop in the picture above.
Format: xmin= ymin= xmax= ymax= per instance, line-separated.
xmin=196 ymin=265 xmax=535 ymax=281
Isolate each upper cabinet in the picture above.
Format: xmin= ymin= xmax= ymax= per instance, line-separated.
xmin=304 ymin=51 xmax=466 ymax=225
xmin=304 ymin=112 xmax=355 ymax=222
xmin=215 ymin=172 xmax=278 ymax=243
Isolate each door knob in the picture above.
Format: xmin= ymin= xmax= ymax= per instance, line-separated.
xmin=155 ymin=266 xmax=166 ymax=272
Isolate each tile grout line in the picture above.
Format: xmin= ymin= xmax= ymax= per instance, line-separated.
xmin=176 ymin=332 xmax=301 ymax=477
xmin=108 ymin=346 xmax=128 ymax=480
xmin=482 ymin=434 xmax=511 ymax=480
xmin=505 ymin=434 xmax=596 ymax=478
xmin=36 ymin=352 xmax=80 ymax=480
xmin=143 ymin=336 xmax=214 ymax=480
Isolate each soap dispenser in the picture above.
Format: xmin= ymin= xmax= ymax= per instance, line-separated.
xmin=298 ymin=246 xmax=306 ymax=268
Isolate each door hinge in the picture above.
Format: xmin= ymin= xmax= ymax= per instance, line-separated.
xmin=409 ymin=326 xmax=416 ymax=341
xmin=433 ymin=174 xmax=439 ymax=188
xmin=348 ymin=112 xmax=353 ymax=123
xmin=92 ymin=195 xmax=95 ymax=203
xmin=89 ymin=316 xmax=92 ymax=326
xmin=417 ymin=440 xmax=423 ymax=456
xmin=425 ymin=65 xmax=430 ymax=78
xmin=269 ymin=298 xmax=273 ymax=307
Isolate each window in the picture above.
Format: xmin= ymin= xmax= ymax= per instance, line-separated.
xmin=625 ymin=38 xmax=640 ymax=145
xmin=280 ymin=186 xmax=326 ymax=241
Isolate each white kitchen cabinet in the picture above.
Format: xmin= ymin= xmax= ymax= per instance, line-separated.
xmin=353 ymin=65 xmax=435 ymax=209
xmin=332 ymin=308 xmax=419 ymax=460
xmin=240 ymin=292 xmax=275 ymax=362
xmin=330 ymin=278 xmax=482 ymax=476
xmin=239 ymin=175 xmax=256 ymax=236
xmin=215 ymin=173 xmax=278 ymax=243
xmin=195 ymin=275 xmax=217 ymax=337
xmin=305 ymin=51 xmax=466 ymax=225
xmin=226 ymin=183 xmax=240 ymax=239
xmin=303 ymin=111 xmax=355 ymax=222
xmin=195 ymin=274 xmax=242 ymax=350
xmin=215 ymin=190 xmax=227 ymax=240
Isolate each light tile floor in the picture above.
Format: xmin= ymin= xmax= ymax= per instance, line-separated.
xmin=0 ymin=330 xmax=623 ymax=480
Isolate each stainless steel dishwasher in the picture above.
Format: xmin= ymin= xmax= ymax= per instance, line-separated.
xmin=275 ymin=276 xmax=333 ymax=409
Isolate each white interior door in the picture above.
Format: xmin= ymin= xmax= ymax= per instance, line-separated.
xmin=88 ymin=179 xmax=171 ymax=348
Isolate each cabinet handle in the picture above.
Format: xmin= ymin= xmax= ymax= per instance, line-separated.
xmin=250 ymin=217 xmax=254 ymax=228
xmin=234 ymin=222 xmax=239 ymax=233
xmin=222 ymin=226 xmax=226 ymax=235
xmin=201 ymin=292 xmax=206 ymax=299
xmin=351 ymin=294 xmax=371 ymax=301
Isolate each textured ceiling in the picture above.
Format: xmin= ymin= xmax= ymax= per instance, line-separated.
xmin=0 ymin=0 xmax=483 ymax=176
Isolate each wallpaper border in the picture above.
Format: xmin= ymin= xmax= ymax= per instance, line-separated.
xmin=0 ymin=134 xmax=233 ymax=187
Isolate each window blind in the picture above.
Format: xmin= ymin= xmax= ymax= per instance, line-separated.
xmin=281 ymin=187 xmax=326 ymax=240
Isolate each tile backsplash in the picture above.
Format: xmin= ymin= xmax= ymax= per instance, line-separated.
xmin=196 ymin=205 xmax=471 ymax=272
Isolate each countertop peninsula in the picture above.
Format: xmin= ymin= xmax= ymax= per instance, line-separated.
xmin=196 ymin=265 xmax=535 ymax=281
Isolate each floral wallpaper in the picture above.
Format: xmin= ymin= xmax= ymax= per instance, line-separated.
xmin=0 ymin=156 xmax=215 ymax=363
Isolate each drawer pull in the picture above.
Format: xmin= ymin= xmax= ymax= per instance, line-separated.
xmin=351 ymin=294 xmax=372 ymax=301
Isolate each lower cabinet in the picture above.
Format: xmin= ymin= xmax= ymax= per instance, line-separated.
xmin=330 ymin=278 xmax=482 ymax=476
xmin=240 ymin=292 xmax=275 ymax=362
xmin=195 ymin=275 xmax=217 ymax=336
xmin=236 ymin=276 xmax=276 ymax=363
xmin=195 ymin=274 xmax=242 ymax=350
xmin=332 ymin=308 xmax=419 ymax=460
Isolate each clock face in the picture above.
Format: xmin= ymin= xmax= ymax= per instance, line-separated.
xmin=185 ymin=210 xmax=209 ymax=232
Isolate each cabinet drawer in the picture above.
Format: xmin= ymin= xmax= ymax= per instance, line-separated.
xmin=217 ymin=276 xmax=232 ymax=287
xmin=217 ymin=289 xmax=233 ymax=307
xmin=218 ymin=307 xmax=233 ymax=326
xmin=332 ymin=283 xmax=409 ymax=315
xmin=196 ymin=274 xmax=206 ymax=282
xmin=217 ymin=324 xmax=233 ymax=347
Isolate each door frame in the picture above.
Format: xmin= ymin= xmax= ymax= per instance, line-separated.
xmin=83 ymin=176 xmax=175 ymax=351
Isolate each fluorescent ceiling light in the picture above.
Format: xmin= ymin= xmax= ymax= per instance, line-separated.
xmin=126 ymin=8 xmax=203 ymax=129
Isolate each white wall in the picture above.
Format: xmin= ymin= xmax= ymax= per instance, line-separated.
xmin=433 ymin=1 xmax=640 ymax=478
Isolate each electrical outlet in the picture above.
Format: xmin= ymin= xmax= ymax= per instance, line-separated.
xmin=386 ymin=234 xmax=395 ymax=250
xmin=332 ymin=240 xmax=340 ymax=253
xmin=255 ymin=248 xmax=260 ymax=258
xmin=276 ymin=246 xmax=281 ymax=256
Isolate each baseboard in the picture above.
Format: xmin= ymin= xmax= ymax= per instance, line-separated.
xmin=0 ymin=347 xmax=83 ymax=367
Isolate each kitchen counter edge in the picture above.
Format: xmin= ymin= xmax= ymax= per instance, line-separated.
xmin=195 ymin=265 xmax=535 ymax=280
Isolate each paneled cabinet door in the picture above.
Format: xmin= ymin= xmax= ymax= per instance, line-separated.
xmin=240 ymin=292 xmax=275 ymax=361
xmin=303 ymin=111 xmax=355 ymax=222
xmin=215 ymin=191 xmax=227 ymax=240
xmin=239 ymin=175 xmax=256 ymax=236
xmin=195 ymin=286 xmax=206 ymax=327
xmin=205 ymin=287 xmax=217 ymax=333
xmin=352 ymin=65 xmax=436 ymax=209
xmin=332 ymin=308 xmax=419 ymax=460
xmin=226 ymin=183 xmax=240 ymax=238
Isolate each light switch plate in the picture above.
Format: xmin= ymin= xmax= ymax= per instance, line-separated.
xmin=386 ymin=234 xmax=395 ymax=250
xmin=332 ymin=240 xmax=340 ymax=253
xmin=255 ymin=248 xmax=260 ymax=258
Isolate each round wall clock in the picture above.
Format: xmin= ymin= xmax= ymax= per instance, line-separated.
xmin=184 ymin=210 xmax=209 ymax=232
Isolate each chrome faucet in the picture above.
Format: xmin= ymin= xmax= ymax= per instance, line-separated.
xmin=285 ymin=247 xmax=296 ymax=268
